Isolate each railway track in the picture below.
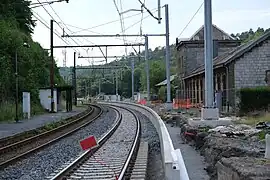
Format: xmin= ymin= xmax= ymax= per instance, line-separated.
xmin=0 ymin=106 xmax=93 ymax=148
xmin=48 ymin=105 xmax=141 ymax=180
xmin=0 ymin=104 xmax=102 ymax=169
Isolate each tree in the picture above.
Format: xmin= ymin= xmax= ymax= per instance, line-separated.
xmin=231 ymin=27 xmax=270 ymax=43
xmin=140 ymin=59 xmax=166 ymax=94
xmin=0 ymin=2 xmax=63 ymax=106
xmin=0 ymin=0 xmax=35 ymax=34
xmin=158 ymin=86 xmax=166 ymax=102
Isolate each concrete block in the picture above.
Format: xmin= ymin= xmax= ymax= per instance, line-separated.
xmin=165 ymin=102 xmax=173 ymax=111
xmin=265 ymin=134 xmax=270 ymax=159
xmin=201 ymin=107 xmax=219 ymax=120
xmin=188 ymin=117 xmax=232 ymax=128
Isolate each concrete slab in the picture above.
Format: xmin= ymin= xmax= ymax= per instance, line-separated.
xmin=0 ymin=107 xmax=86 ymax=139
xmin=265 ymin=134 xmax=270 ymax=159
xmin=201 ymin=107 xmax=219 ymax=120
xmin=165 ymin=102 xmax=173 ymax=111
xmin=188 ymin=117 xmax=233 ymax=128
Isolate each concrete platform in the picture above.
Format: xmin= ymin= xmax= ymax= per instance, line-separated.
xmin=0 ymin=107 xmax=86 ymax=139
xmin=188 ymin=117 xmax=233 ymax=128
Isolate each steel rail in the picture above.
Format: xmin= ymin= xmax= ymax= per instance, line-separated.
xmin=0 ymin=106 xmax=93 ymax=151
xmin=50 ymin=105 xmax=141 ymax=180
xmin=0 ymin=104 xmax=102 ymax=169
xmin=49 ymin=105 xmax=122 ymax=179
xmin=118 ymin=106 xmax=141 ymax=180
xmin=0 ymin=106 xmax=93 ymax=148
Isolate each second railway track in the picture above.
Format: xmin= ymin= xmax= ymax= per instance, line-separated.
xmin=0 ymin=104 xmax=102 ymax=169
xmin=48 ymin=105 xmax=141 ymax=180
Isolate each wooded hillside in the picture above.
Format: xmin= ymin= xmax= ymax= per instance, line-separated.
xmin=0 ymin=0 xmax=64 ymax=121
xmin=59 ymin=27 xmax=269 ymax=99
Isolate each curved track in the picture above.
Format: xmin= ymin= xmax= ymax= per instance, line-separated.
xmin=0 ymin=106 xmax=93 ymax=148
xmin=49 ymin=105 xmax=141 ymax=180
xmin=0 ymin=104 xmax=102 ymax=169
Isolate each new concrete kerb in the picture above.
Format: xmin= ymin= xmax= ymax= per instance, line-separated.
xmin=99 ymin=101 xmax=189 ymax=180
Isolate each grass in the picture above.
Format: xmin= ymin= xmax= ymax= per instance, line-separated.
xmin=0 ymin=101 xmax=45 ymax=122
xmin=237 ymin=112 xmax=270 ymax=140
xmin=257 ymin=130 xmax=268 ymax=140
xmin=238 ymin=112 xmax=270 ymax=126
xmin=43 ymin=118 xmax=66 ymax=131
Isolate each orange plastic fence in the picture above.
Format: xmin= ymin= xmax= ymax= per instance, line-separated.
xmin=138 ymin=99 xmax=147 ymax=105
xmin=173 ymin=98 xmax=193 ymax=109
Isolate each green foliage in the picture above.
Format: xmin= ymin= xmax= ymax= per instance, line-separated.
xmin=119 ymin=69 xmax=132 ymax=97
xmin=239 ymin=87 xmax=270 ymax=113
xmin=140 ymin=59 xmax=166 ymax=94
xmin=0 ymin=101 xmax=45 ymax=122
xmin=231 ymin=27 xmax=270 ymax=44
xmin=158 ymin=86 xmax=166 ymax=102
xmin=0 ymin=1 xmax=64 ymax=121
xmin=257 ymin=130 xmax=269 ymax=140
xmin=0 ymin=20 xmax=63 ymax=103
xmin=0 ymin=0 xmax=35 ymax=34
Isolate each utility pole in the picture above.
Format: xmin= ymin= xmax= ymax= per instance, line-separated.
xmin=15 ymin=50 xmax=19 ymax=122
xmin=165 ymin=4 xmax=171 ymax=104
xmin=115 ymin=70 xmax=118 ymax=96
xmin=62 ymin=49 xmax=67 ymax=67
xmin=158 ymin=0 xmax=161 ymax=24
xmin=131 ymin=57 xmax=135 ymax=100
xmin=73 ymin=52 xmax=77 ymax=106
xmin=98 ymin=79 xmax=101 ymax=94
xmin=50 ymin=19 xmax=55 ymax=112
xmin=145 ymin=36 xmax=150 ymax=101
xmin=204 ymin=0 xmax=214 ymax=107
xmin=84 ymin=80 xmax=87 ymax=99
xmin=62 ymin=49 xmax=67 ymax=83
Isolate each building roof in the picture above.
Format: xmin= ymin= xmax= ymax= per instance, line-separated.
xmin=189 ymin=24 xmax=236 ymax=41
xmin=155 ymin=74 xmax=176 ymax=87
xmin=184 ymin=30 xmax=270 ymax=79
xmin=176 ymin=24 xmax=239 ymax=50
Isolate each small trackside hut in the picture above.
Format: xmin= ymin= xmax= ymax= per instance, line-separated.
xmin=39 ymin=85 xmax=73 ymax=113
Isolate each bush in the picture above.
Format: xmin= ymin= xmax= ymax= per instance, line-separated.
xmin=0 ymin=101 xmax=45 ymax=122
xmin=239 ymin=87 xmax=270 ymax=113
xmin=158 ymin=86 xmax=166 ymax=102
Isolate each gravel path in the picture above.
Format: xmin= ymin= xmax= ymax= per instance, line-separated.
xmin=0 ymin=107 xmax=86 ymax=139
xmin=133 ymin=110 xmax=165 ymax=180
xmin=165 ymin=124 xmax=210 ymax=180
xmin=0 ymin=106 xmax=117 ymax=180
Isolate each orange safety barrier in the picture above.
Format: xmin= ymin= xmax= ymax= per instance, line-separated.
xmin=173 ymin=98 xmax=192 ymax=109
xmin=138 ymin=99 xmax=147 ymax=105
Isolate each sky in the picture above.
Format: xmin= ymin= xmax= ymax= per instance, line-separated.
xmin=31 ymin=0 xmax=270 ymax=67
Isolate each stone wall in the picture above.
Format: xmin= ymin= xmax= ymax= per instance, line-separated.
xmin=234 ymin=39 xmax=270 ymax=89
xmin=185 ymin=47 xmax=204 ymax=75
xmin=217 ymin=157 xmax=270 ymax=180
xmin=182 ymin=45 xmax=237 ymax=76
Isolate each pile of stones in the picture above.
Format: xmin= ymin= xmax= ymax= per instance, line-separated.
xmin=166 ymin=113 xmax=270 ymax=180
